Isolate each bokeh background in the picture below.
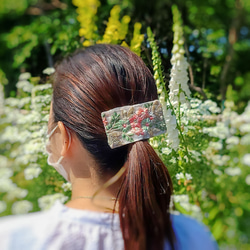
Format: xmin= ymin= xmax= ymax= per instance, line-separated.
xmin=0 ymin=0 xmax=250 ymax=249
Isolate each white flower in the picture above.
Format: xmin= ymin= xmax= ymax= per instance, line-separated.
xmin=162 ymin=103 xmax=179 ymax=150
xmin=173 ymin=194 xmax=202 ymax=220
xmin=61 ymin=182 xmax=72 ymax=192
xmin=245 ymin=175 xmax=250 ymax=185
xmin=224 ymin=167 xmax=241 ymax=176
xmin=23 ymin=140 xmax=44 ymax=155
xmin=176 ymin=172 xmax=184 ymax=180
xmin=203 ymin=123 xmax=230 ymax=139
xmin=230 ymin=127 xmax=237 ymax=135
xmin=173 ymin=194 xmax=189 ymax=203
xmin=4 ymin=98 xmax=19 ymax=107
xmin=11 ymin=200 xmax=33 ymax=215
xmin=189 ymin=204 xmax=201 ymax=213
xmin=0 ymin=155 xmax=8 ymax=168
xmin=189 ymin=150 xmax=201 ymax=161
xmin=240 ymin=134 xmax=250 ymax=145
xmin=19 ymin=72 xmax=31 ymax=81
xmin=162 ymin=147 xmax=172 ymax=155
xmin=212 ymin=155 xmax=224 ymax=166
xmin=190 ymin=98 xmax=202 ymax=109
xmin=208 ymin=141 xmax=223 ymax=150
xmin=212 ymin=155 xmax=230 ymax=166
xmin=169 ymin=157 xmax=177 ymax=164
xmin=15 ymin=154 xmax=38 ymax=165
xmin=6 ymin=187 xmax=28 ymax=200
xmin=213 ymin=169 xmax=222 ymax=175
xmin=0 ymin=168 xmax=13 ymax=179
xmin=242 ymin=154 xmax=250 ymax=166
xmin=0 ymin=179 xmax=17 ymax=193
xmin=38 ymin=193 xmax=68 ymax=211
xmin=1 ymin=126 xmax=31 ymax=144
xmin=185 ymin=173 xmax=192 ymax=180
xmin=169 ymin=21 xmax=190 ymax=110
xmin=173 ymin=194 xmax=201 ymax=213
xmin=239 ymin=124 xmax=250 ymax=133
xmin=216 ymin=123 xmax=230 ymax=139
xmin=16 ymin=80 xmax=33 ymax=93
xmin=32 ymin=83 xmax=52 ymax=93
xmin=208 ymin=106 xmax=221 ymax=114
xmin=42 ymin=67 xmax=55 ymax=75
xmin=0 ymin=126 xmax=19 ymax=143
xmin=226 ymin=136 xmax=240 ymax=145
xmin=0 ymin=201 xmax=7 ymax=213
xmin=203 ymin=100 xmax=220 ymax=114
xmin=5 ymin=97 xmax=31 ymax=109
xmin=24 ymin=165 xmax=42 ymax=180
xmin=231 ymin=116 xmax=244 ymax=129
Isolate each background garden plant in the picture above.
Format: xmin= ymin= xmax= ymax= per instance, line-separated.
xmin=0 ymin=0 xmax=250 ymax=249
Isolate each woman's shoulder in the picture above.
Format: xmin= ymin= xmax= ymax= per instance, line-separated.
xmin=0 ymin=209 xmax=54 ymax=250
xmin=0 ymin=202 xmax=123 ymax=250
xmin=168 ymin=213 xmax=218 ymax=250
xmin=0 ymin=209 xmax=50 ymax=229
xmin=0 ymin=201 xmax=117 ymax=231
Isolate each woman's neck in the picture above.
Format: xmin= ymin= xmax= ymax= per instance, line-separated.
xmin=66 ymin=173 xmax=120 ymax=212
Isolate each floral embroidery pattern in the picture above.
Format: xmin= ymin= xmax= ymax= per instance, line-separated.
xmin=101 ymin=100 xmax=167 ymax=148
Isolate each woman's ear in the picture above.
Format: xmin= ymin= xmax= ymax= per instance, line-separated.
xmin=58 ymin=121 xmax=71 ymax=156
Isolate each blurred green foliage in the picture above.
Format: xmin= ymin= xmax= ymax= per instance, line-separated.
xmin=1 ymin=0 xmax=250 ymax=110
xmin=0 ymin=0 xmax=250 ymax=249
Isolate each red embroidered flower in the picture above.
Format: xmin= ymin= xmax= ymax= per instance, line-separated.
xmin=128 ymin=107 xmax=154 ymax=136
xmin=123 ymin=124 xmax=127 ymax=128
xmin=137 ymin=117 xmax=143 ymax=123
xmin=103 ymin=117 xmax=108 ymax=126
xmin=131 ymin=122 xmax=141 ymax=128
xmin=129 ymin=115 xmax=137 ymax=123
xmin=136 ymin=108 xmax=144 ymax=115
xmin=132 ymin=127 xmax=144 ymax=136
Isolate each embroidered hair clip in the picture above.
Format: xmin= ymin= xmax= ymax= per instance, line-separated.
xmin=101 ymin=100 xmax=167 ymax=149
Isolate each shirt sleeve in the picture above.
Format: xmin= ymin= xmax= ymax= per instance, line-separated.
xmin=166 ymin=214 xmax=218 ymax=250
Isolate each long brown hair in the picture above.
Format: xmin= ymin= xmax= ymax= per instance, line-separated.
xmin=52 ymin=44 xmax=175 ymax=249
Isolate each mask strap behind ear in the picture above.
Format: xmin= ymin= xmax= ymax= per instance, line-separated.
xmin=48 ymin=124 xmax=58 ymax=138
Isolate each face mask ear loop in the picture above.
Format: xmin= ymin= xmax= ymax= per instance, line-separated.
xmin=57 ymin=155 xmax=64 ymax=164
xmin=47 ymin=124 xmax=59 ymax=138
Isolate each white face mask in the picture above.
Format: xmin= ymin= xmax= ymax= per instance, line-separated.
xmin=45 ymin=125 xmax=71 ymax=182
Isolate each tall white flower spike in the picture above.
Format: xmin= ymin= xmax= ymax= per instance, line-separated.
xmin=169 ymin=6 xmax=191 ymax=111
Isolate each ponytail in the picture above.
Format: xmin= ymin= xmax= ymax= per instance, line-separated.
xmin=118 ymin=140 xmax=175 ymax=250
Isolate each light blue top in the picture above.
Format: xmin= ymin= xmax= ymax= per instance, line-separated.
xmin=0 ymin=201 xmax=218 ymax=250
